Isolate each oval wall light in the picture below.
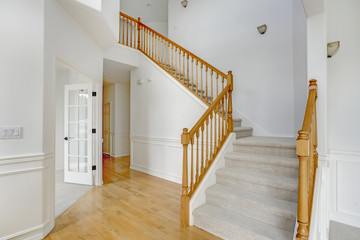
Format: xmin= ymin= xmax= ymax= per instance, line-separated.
xmin=327 ymin=41 xmax=340 ymax=58
xmin=257 ymin=24 xmax=267 ymax=34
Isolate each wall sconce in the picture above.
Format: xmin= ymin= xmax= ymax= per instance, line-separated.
xmin=327 ymin=41 xmax=340 ymax=58
xmin=181 ymin=0 xmax=188 ymax=8
xmin=257 ymin=24 xmax=267 ymax=34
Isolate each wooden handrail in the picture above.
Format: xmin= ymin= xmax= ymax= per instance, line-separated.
xmin=296 ymin=79 xmax=318 ymax=240
xmin=119 ymin=12 xmax=234 ymax=228
xmin=119 ymin=12 xmax=229 ymax=106
xmin=138 ymin=23 xmax=227 ymax=79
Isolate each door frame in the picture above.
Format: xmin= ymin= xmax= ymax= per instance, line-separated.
xmin=102 ymin=102 xmax=111 ymax=155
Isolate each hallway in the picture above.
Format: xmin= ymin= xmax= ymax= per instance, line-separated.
xmin=44 ymin=155 xmax=220 ymax=240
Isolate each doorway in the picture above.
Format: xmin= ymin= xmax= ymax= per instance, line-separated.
xmin=54 ymin=61 xmax=95 ymax=217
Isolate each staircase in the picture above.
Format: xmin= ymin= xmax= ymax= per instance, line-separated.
xmin=193 ymin=118 xmax=298 ymax=240
xmin=117 ymin=12 xmax=320 ymax=240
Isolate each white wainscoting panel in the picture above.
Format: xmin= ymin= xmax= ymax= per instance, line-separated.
xmin=114 ymin=133 xmax=130 ymax=157
xmin=130 ymin=136 xmax=183 ymax=183
xmin=329 ymin=150 xmax=360 ymax=228
xmin=0 ymin=153 xmax=54 ymax=240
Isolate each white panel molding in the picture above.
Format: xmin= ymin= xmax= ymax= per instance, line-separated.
xmin=113 ymin=132 xmax=130 ymax=157
xmin=130 ymin=135 xmax=183 ymax=183
xmin=189 ymin=133 xmax=236 ymax=226
xmin=309 ymin=155 xmax=330 ymax=240
xmin=329 ymin=149 xmax=360 ymax=228
xmin=0 ymin=153 xmax=54 ymax=240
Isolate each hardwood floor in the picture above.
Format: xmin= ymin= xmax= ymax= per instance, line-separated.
xmin=44 ymin=155 xmax=221 ymax=240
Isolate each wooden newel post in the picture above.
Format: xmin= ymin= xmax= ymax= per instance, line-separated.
xmin=181 ymin=128 xmax=190 ymax=227
xmin=227 ymin=71 xmax=233 ymax=133
xmin=296 ymin=130 xmax=309 ymax=240
xmin=137 ymin=17 xmax=141 ymax=50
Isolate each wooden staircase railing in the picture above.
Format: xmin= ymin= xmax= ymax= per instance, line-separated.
xmin=120 ymin=12 xmax=228 ymax=105
xmin=119 ymin=12 xmax=234 ymax=227
xmin=296 ymin=79 xmax=318 ymax=240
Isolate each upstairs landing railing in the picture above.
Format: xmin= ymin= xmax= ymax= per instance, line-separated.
xmin=296 ymin=80 xmax=318 ymax=240
xmin=119 ymin=12 xmax=230 ymax=106
xmin=119 ymin=12 xmax=233 ymax=227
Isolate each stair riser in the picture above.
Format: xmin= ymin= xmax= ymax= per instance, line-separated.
xmin=235 ymin=130 xmax=253 ymax=138
xmin=216 ymin=174 xmax=298 ymax=202
xmin=233 ymin=145 xmax=296 ymax=158
xmin=206 ymin=192 xmax=296 ymax=231
xmin=225 ymin=160 xmax=299 ymax=178
xmin=233 ymin=120 xmax=242 ymax=128
xmin=194 ymin=214 xmax=274 ymax=240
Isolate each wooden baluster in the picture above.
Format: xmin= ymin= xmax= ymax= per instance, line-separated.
xmin=205 ymin=67 xmax=208 ymax=103
xmin=190 ymin=137 xmax=194 ymax=191
xmin=126 ymin=18 xmax=129 ymax=46
xmin=183 ymin=51 xmax=185 ymax=84
xmin=200 ymin=64 xmax=203 ymax=100
xmin=171 ymin=45 xmax=174 ymax=75
xmin=167 ymin=42 xmax=170 ymax=71
xmin=222 ymin=77 xmax=224 ymax=92
xmin=196 ymin=61 xmax=199 ymax=96
xmin=214 ymin=106 xmax=217 ymax=153
xmin=296 ymin=130 xmax=309 ymax=240
xmin=122 ymin=16 xmax=125 ymax=44
xmin=218 ymin=102 xmax=220 ymax=148
xmin=206 ymin=117 xmax=209 ymax=168
xmin=201 ymin=125 xmax=204 ymax=175
xmin=211 ymin=70 xmax=213 ymax=103
xmin=178 ymin=49 xmax=181 ymax=82
xmin=191 ymin=58 xmax=194 ymax=93
xmin=130 ymin=20 xmax=133 ymax=47
xmin=210 ymin=110 xmax=213 ymax=161
xmin=227 ymin=71 xmax=233 ymax=132
xmin=196 ymin=131 xmax=199 ymax=183
xmin=187 ymin=54 xmax=190 ymax=87
xmin=216 ymin=74 xmax=219 ymax=99
xmin=181 ymin=128 xmax=189 ymax=227
xmin=175 ymin=47 xmax=178 ymax=78
xmin=137 ymin=18 xmax=141 ymax=50
xmin=119 ymin=15 xmax=121 ymax=43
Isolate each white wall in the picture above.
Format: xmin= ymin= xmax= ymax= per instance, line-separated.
xmin=101 ymin=0 xmax=120 ymax=40
xmin=326 ymin=0 xmax=360 ymax=229
xmin=292 ymin=0 xmax=308 ymax=135
xmin=0 ymin=0 xmax=44 ymax=156
xmin=103 ymin=82 xmax=130 ymax=157
xmin=168 ymin=0 xmax=307 ymax=137
xmin=114 ymin=83 xmax=130 ymax=156
xmin=120 ymin=0 xmax=168 ymax=37
xmin=0 ymin=1 xmax=54 ymax=239
xmin=130 ymin=54 xmax=207 ymax=183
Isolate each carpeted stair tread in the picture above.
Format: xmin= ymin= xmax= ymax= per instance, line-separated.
xmin=233 ymin=136 xmax=296 ymax=149
xmin=224 ymin=152 xmax=298 ymax=168
xmin=193 ymin=204 xmax=293 ymax=240
xmin=234 ymin=126 xmax=253 ymax=132
xmin=216 ymin=167 xmax=298 ymax=191
xmin=206 ymin=184 xmax=297 ymax=231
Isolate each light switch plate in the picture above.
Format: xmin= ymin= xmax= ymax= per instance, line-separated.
xmin=0 ymin=126 xmax=22 ymax=139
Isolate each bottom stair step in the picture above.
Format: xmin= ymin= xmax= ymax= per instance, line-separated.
xmin=193 ymin=204 xmax=293 ymax=240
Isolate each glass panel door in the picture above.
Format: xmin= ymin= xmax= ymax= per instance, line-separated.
xmin=64 ymin=84 xmax=93 ymax=185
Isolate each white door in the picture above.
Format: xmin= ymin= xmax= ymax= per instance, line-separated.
xmin=64 ymin=84 xmax=93 ymax=185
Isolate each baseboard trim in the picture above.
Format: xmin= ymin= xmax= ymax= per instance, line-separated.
xmin=0 ymin=219 xmax=54 ymax=240
xmin=130 ymin=164 xmax=181 ymax=184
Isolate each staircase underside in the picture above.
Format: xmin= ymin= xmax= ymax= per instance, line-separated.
xmin=193 ymin=126 xmax=298 ymax=240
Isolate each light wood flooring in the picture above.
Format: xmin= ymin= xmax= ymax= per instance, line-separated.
xmin=44 ymin=155 xmax=221 ymax=240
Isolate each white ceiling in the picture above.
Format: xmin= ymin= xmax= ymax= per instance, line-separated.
xmin=120 ymin=0 xmax=168 ymax=23
xmin=103 ymin=58 xmax=132 ymax=84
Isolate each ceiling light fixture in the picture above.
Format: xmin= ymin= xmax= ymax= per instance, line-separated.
xmin=181 ymin=0 xmax=188 ymax=8
xmin=327 ymin=41 xmax=340 ymax=58
xmin=257 ymin=24 xmax=267 ymax=34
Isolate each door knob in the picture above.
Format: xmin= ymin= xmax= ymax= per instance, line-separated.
xmin=64 ymin=137 xmax=68 ymax=140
